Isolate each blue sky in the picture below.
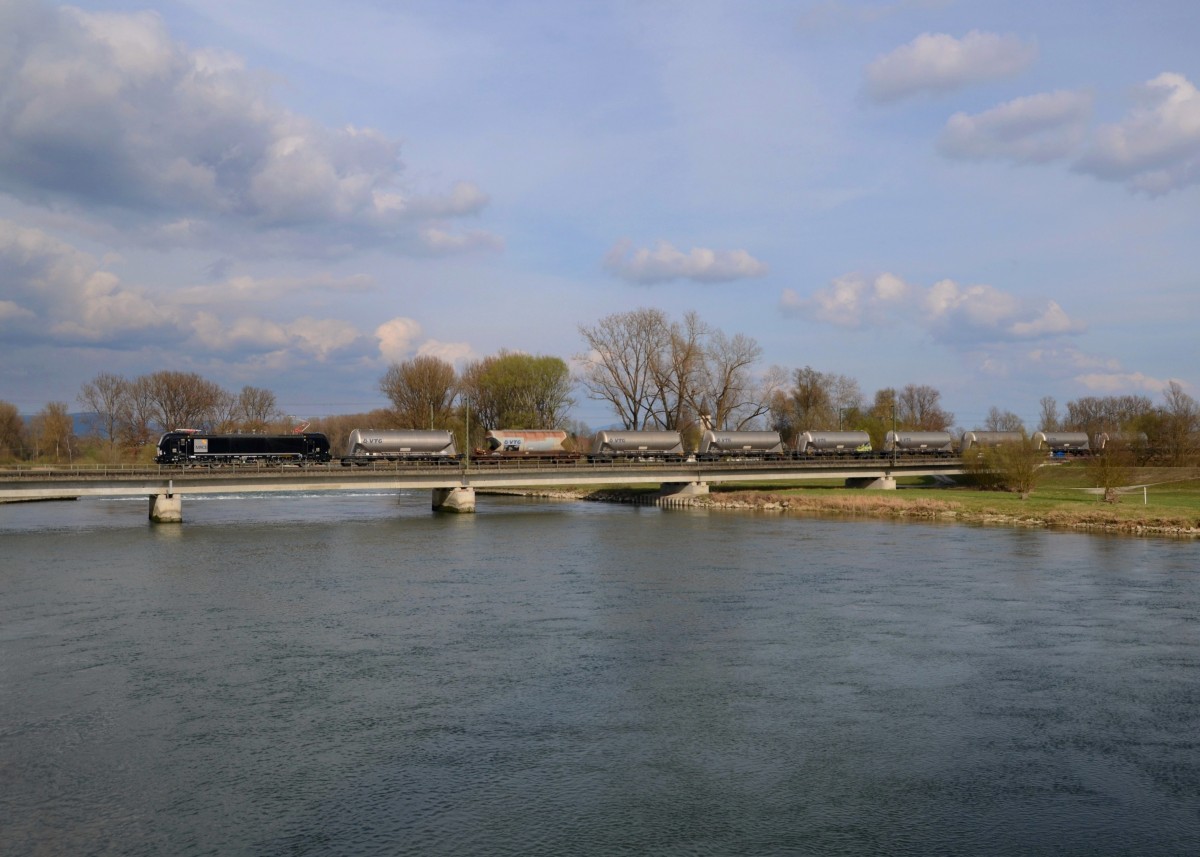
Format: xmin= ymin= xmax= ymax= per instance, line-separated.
xmin=1 ymin=0 xmax=1197 ymax=430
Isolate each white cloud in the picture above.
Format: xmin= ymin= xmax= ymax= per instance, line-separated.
xmin=174 ymin=272 xmax=375 ymax=305
xmin=0 ymin=219 xmax=368 ymax=363
xmin=375 ymin=317 xmax=422 ymax=362
xmin=1074 ymin=370 xmax=1170 ymax=393
xmin=1075 ymin=72 xmax=1200 ymax=195
xmin=0 ymin=219 xmax=173 ymax=341
xmin=416 ymin=340 xmax=475 ymax=365
xmin=0 ymin=1 xmax=496 ymax=254
xmin=789 ymin=271 xmax=1085 ymax=344
xmin=865 ymin=30 xmax=1036 ymax=103
xmin=939 ymin=90 xmax=1093 ymax=162
xmin=604 ymin=239 xmax=769 ymax=284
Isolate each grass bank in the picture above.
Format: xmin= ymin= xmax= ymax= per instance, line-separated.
xmin=548 ymin=464 xmax=1200 ymax=538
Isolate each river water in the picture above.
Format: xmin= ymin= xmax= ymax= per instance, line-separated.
xmin=1 ymin=492 xmax=1198 ymax=855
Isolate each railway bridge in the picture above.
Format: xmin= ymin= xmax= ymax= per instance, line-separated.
xmin=0 ymin=457 xmax=967 ymax=522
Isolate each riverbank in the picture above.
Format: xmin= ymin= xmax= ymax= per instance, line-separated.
xmin=483 ymin=467 xmax=1200 ymax=537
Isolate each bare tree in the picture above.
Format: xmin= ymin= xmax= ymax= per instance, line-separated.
xmin=1087 ymin=444 xmax=1134 ymax=503
xmin=982 ymin=432 xmax=1044 ymax=500
xmin=577 ymin=308 xmax=670 ymax=430
xmin=1064 ymin=394 xmax=1154 ymax=437
xmin=77 ymin=372 xmax=130 ymax=450
xmin=142 ymin=371 xmax=226 ymax=432
xmin=0 ymin=400 xmax=26 ymax=460
xmin=125 ymin=376 xmax=158 ymax=446
xmin=1159 ymin=381 xmax=1199 ymax=465
xmin=647 ymin=311 xmax=708 ymax=430
xmin=31 ymin=402 xmax=75 ymax=463
xmin=1038 ymin=396 xmax=1060 ymax=432
xmin=380 ymin=355 xmax=458 ymax=428
xmin=700 ymin=330 xmax=771 ymax=429
xmin=897 ymin=384 xmax=954 ymax=430
xmin=984 ymin=406 xmax=1025 ymax=432
xmin=236 ymin=386 xmax=279 ymax=431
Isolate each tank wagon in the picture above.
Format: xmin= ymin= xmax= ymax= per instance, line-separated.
xmin=483 ymin=429 xmax=575 ymax=459
xmin=1093 ymin=431 xmax=1148 ymax=451
xmin=883 ymin=431 xmax=955 ymax=456
xmin=795 ymin=430 xmax=872 ymax=457
xmin=960 ymin=431 xmax=1023 ymax=452
xmin=341 ymin=429 xmax=459 ymax=465
xmin=697 ymin=430 xmax=785 ymax=460
xmin=1033 ymin=431 xmax=1090 ymax=455
xmin=590 ymin=430 xmax=685 ymax=462
xmin=156 ymin=431 xmax=331 ymax=465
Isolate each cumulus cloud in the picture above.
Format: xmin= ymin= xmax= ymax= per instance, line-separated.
xmin=865 ymin=30 xmax=1036 ymax=103
xmin=0 ymin=219 xmax=369 ymax=366
xmin=416 ymin=340 xmax=475 ymax=365
xmin=375 ymin=317 xmax=423 ymax=362
xmin=604 ymin=239 xmax=769 ymax=285
xmin=785 ymin=270 xmax=1085 ymax=344
xmin=1074 ymin=72 xmax=1200 ymax=195
xmin=0 ymin=1 xmax=498 ymax=254
xmin=174 ymin=272 xmax=375 ymax=305
xmin=0 ymin=219 xmax=173 ymax=341
xmin=939 ymin=90 xmax=1093 ymax=162
xmin=1074 ymin=370 xmax=1171 ymax=393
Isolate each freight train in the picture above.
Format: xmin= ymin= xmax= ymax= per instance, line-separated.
xmin=155 ymin=425 xmax=1108 ymax=467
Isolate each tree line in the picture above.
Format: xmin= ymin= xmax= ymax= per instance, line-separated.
xmin=1 ymin=306 xmax=1197 ymax=465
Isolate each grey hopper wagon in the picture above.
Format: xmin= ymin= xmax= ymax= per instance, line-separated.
xmin=590 ymin=430 xmax=685 ymax=461
xmin=341 ymin=429 xmax=459 ymax=465
xmin=1032 ymin=431 xmax=1090 ymax=454
xmin=795 ymin=430 xmax=872 ymax=456
xmin=697 ymin=430 xmax=785 ymax=460
xmin=883 ymin=431 xmax=955 ymax=456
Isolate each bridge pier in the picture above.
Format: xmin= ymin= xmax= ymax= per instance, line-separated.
xmin=659 ymin=481 xmax=710 ymax=498
xmin=149 ymin=492 xmax=183 ymax=522
xmin=844 ymin=476 xmax=897 ymax=490
xmin=432 ymin=486 xmax=476 ymax=513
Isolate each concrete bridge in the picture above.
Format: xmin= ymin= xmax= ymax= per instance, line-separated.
xmin=0 ymin=457 xmax=967 ymax=521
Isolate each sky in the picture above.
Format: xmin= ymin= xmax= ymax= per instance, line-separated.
xmin=1 ymin=0 xmax=1197 ymax=430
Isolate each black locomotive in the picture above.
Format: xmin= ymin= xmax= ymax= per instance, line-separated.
xmin=155 ymin=431 xmax=332 ymax=465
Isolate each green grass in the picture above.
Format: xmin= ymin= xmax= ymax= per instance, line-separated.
xmin=700 ymin=464 xmax=1200 ymax=534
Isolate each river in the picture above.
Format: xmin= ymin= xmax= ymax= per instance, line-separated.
xmin=2 ymin=492 xmax=1198 ymax=855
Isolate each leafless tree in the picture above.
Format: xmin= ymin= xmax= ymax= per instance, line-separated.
xmin=0 ymin=400 xmax=26 ymax=460
xmin=647 ymin=311 xmax=708 ymax=430
xmin=699 ymin=330 xmax=773 ymax=429
xmin=577 ymin=308 xmax=670 ymax=430
xmin=31 ymin=401 xmax=75 ymax=463
xmin=77 ymin=372 xmax=130 ymax=449
xmin=125 ymin=376 xmax=158 ymax=446
xmin=897 ymin=384 xmax=954 ymax=430
xmin=1038 ymin=396 xmax=1060 ymax=432
xmin=236 ymin=386 xmax=279 ymax=431
xmin=380 ymin=355 xmax=459 ymax=429
xmin=1159 ymin=381 xmax=1199 ymax=465
xmin=983 ymin=406 xmax=1024 ymax=432
xmin=1063 ymin=394 xmax=1153 ymax=437
xmin=142 ymin=371 xmax=226 ymax=432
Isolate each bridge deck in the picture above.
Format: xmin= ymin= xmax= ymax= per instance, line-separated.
xmin=0 ymin=458 xmax=966 ymax=501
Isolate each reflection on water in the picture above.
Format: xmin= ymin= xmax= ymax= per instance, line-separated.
xmin=1 ymin=494 xmax=1198 ymax=856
